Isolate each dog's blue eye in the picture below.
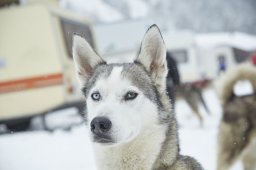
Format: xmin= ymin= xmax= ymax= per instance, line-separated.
xmin=91 ymin=92 xmax=101 ymax=101
xmin=124 ymin=91 xmax=138 ymax=101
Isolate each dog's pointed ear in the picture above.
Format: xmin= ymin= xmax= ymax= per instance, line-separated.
xmin=135 ymin=25 xmax=167 ymax=92
xmin=72 ymin=35 xmax=105 ymax=86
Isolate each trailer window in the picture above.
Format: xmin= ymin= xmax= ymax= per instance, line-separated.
xmin=60 ymin=18 xmax=95 ymax=59
xmin=168 ymin=50 xmax=188 ymax=63
xmin=233 ymin=48 xmax=250 ymax=63
xmin=0 ymin=0 xmax=19 ymax=7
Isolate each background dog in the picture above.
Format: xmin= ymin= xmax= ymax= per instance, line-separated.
xmin=217 ymin=63 xmax=256 ymax=170
xmin=166 ymin=53 xmax=211 ymax=126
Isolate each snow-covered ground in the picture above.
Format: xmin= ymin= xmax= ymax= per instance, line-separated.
xmin=0 ymin=89 xmax=242 ymax=170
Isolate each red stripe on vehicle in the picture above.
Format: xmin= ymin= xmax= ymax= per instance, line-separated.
xmin=0 ymin=73 xmax=63 ymax=94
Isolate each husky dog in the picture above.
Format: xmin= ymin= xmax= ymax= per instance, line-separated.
xmin=72 ymin=25 xmax=203 ymax=170
xmin=176 ymin=81 xmax=211 ymax=126
xmin=217 ymin=64 xmax=256 ymax=170
xmin=166 ymin=54 xmax=210 ymax=126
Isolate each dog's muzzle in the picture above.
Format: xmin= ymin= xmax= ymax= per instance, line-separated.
xmin=90 ymin=117 xmax=113 ymax=143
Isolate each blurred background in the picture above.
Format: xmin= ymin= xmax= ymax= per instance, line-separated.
xmin=0 ymin=0 xmax=256 ymax=170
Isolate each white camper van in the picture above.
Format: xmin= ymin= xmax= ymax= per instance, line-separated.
xmin=195 ymin=33 xmax=256 ymax=79
xmin=165 ymin=32 xmax=256 ymax=83
xmin=0 ymin=3 xmax=95 ymax=130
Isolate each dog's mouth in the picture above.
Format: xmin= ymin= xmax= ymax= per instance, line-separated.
xmin=93 ymin=134 xmax=114 ymax=144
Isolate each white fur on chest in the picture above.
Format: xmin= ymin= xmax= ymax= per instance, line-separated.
xmin=93 ymin=125 xmax=167 ymax=170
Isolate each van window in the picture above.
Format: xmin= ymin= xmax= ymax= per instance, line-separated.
xmin=168 ymin=50 xmax=188 ymax=63
xmin=0 ymin=0 xmax=19 ymax=7
xmin=233 ymin=48 xmax=250 ymax=63
xmin=60 ymin=18 xmax=95 ymax=59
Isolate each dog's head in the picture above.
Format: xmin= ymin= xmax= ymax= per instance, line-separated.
xmin=73 ymin=25 xmax=169 ymax=145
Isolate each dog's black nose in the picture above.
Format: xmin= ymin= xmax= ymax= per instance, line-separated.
xmin=90 ymin=117 xmax=112 ymax=134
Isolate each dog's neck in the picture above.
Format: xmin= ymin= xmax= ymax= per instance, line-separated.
xmin=92 ymin=124 xmax=168 ymax=170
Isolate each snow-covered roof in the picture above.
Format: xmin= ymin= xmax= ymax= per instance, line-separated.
xmin=196 ymin=32 xmax=256 ymax=51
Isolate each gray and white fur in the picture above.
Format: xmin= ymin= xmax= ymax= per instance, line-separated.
xmin=72 ymin=24 xmax=203 ymax=170
xmin=217 ymin=63 xmax=256 ymax=170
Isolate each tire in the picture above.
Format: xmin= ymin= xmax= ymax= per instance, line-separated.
xmin=6 ymin=118 xmax=31 ymax=132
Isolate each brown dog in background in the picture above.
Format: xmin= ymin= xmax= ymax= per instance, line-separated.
xmin=217 ymin=63 xmax=256 ymax=170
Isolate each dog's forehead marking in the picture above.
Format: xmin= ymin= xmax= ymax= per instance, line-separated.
xmin=107 ymin=66 xmax=124 ymax=83
xmin=98 ymin=66 xmax=127 ymax=94
xmin=88 ymin=65 xmax=130 ymax=97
